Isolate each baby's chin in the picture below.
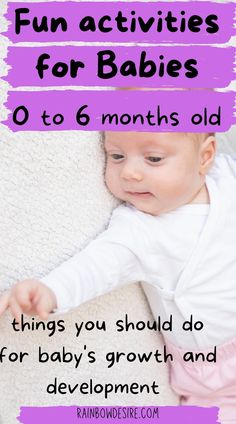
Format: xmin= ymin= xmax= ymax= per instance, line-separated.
xmin=124 ymin=198 xmax=164 ymax=216
xmin=112 ymin=191 xmax=169 ymax=216
xmin=136 ymin=205 xmax=164 ymax=216
xmin=125 ymin=197 xmax=178 ymax=216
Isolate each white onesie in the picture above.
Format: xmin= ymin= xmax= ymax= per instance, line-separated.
xmin=42 ymin=153 xmax=236 ymax=350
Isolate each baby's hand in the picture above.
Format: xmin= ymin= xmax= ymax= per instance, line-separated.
xmin=0 ymin=279 xmax=57 ymax=321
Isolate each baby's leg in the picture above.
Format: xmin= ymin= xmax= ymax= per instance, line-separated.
xmin=166 ymin=338 xmax=236 ymax=423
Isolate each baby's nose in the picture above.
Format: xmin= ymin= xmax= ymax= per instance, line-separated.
xmin=121 ymin=161 xmax=143 ymax=181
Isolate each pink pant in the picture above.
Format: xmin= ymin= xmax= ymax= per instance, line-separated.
xmin=166 ymin=337 xmax=236 ymax=423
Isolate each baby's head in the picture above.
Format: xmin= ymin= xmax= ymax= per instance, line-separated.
xmin=104 ymin=131 xmax=216 ymax=215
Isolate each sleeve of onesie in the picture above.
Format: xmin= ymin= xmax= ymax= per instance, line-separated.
xmin=41 ymin=206 xmax=146 ymax=313
xmin=225 ymin=154 xmax=236 ymax=178
xmin=213 ymin=153 xmax=236 ymax=178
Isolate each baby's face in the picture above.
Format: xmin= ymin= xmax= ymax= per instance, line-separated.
xmin=105 ymin=131 xmax=207 ymax=215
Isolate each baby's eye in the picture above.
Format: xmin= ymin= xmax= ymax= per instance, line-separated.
xmin=109 ymin=153 xmax=124 ymax=161
xmin=146 ymin=156 xmax=162 ymax=163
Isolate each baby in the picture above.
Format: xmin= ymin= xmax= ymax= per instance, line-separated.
xmin=0 ymin=130 xmax=236 ymax=422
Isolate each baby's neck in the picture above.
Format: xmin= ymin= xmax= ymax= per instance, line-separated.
xmin=188 ymin=182 xmax=209 ymax=205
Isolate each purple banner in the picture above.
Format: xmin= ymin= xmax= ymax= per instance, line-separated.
xmin=2 ymin=90 xmax=236 ymax=132
xmin=17 ymin=406 xmax=219 ymax=424
xmin=4 ymin=46 xmax=236 ymax=88
xmin=3 ymin=2 xmax=236 ymax=44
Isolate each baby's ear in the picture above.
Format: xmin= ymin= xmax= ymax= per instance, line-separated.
xmin=199 ymin=135 xmax=216 ymax=175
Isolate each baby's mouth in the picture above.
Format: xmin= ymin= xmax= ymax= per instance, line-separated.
xmin=126 ymin=191 xmax=153 ymax=198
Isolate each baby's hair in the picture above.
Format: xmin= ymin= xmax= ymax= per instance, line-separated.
xmin=187 ymin=132 xmax=215 ymax=142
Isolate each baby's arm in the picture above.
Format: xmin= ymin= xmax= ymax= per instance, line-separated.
xmin=41 ymin=235 xmax=144 ymax=313
xmin=0 ymin=207 xmax=145 ymax=319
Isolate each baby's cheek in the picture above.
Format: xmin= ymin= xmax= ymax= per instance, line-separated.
xmin=104 ymin=167 xmax=109 ymax=184
xmin=159 ymin=181 xmax=184 ymax=203
xmin=104 ymin=165 xmax=113 ymax=184
xmin=105 ymin=169 xmax=118 ymax=195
